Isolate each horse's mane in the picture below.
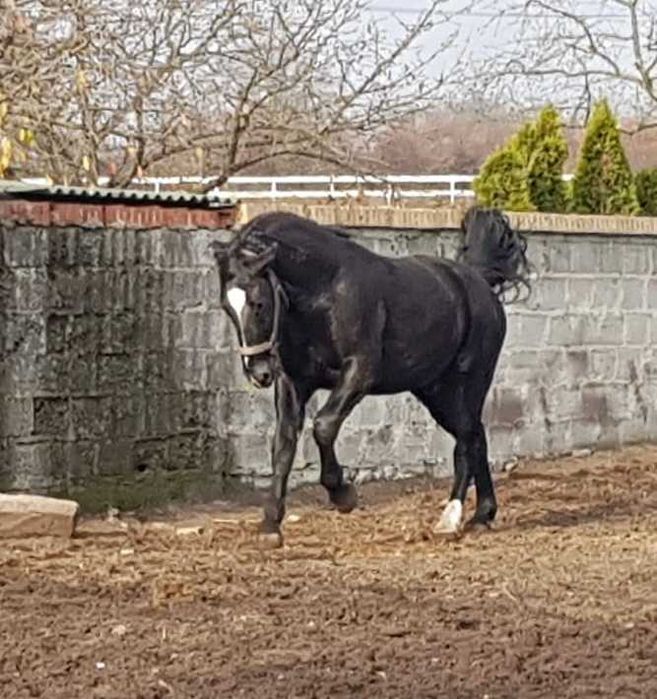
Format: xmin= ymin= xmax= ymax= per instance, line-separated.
xmin=238 ymin=212 xmax=349 ymax=245
xmin=234 ymin=212 xmax=356 ymax=269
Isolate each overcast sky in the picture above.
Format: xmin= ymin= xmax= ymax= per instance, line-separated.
xmin=367 ymin=0 xmax=632 ymax=64
xmin=368 ymin=0 xmax=542 ymax=63
xmin=370 ymin=0 xmax=640 ymax=65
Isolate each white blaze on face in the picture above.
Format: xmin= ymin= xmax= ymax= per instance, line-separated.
xmin=226 ymin=286 xmax=253 ymax=367
xmin=226 ymin=286 xmax=247 ymax=325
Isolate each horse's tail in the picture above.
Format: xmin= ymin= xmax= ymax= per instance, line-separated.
xmin=457 ymin=206 xmax=531 ymax=299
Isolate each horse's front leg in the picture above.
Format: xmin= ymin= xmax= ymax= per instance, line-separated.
xmin=260 ymin=375 xmax=308 ymax=547
xmin=313 ymin=357 xmax=372 ymax=513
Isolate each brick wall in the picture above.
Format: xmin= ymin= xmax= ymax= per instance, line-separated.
xmin=0 ymin=197 xmax=234 ymax=230
xmin=1 ymin=209 xmax=657 ymax=509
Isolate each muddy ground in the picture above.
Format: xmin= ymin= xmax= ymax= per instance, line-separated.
xmin=1 ymin=445 xmax=657 ymax=699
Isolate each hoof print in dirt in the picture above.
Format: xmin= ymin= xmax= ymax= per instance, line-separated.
xmin=330 ymin=483 xmax=358 ymax=513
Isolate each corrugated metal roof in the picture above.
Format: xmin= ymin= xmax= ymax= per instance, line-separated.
xmin=0 ymin=179 xmax=234 ymax=209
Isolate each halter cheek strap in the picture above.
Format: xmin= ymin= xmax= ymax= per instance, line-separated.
xmin=225 ymin=270 xmax=285 ymax=362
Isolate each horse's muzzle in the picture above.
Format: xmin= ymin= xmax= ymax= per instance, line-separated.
xmin=247 ymin=359 xmax=274 ymax=389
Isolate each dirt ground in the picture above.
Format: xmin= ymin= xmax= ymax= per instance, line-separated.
xmin=2 ymin=446 xmax=657 ymax=699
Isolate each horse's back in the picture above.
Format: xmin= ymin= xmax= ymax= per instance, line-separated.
xmin=388 ymin=254 xmax=502 ymax=318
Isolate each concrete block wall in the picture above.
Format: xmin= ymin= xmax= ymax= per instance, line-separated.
xmin=489 ymin=234 xmax=657 ymax=463
xmin=0 ymin=222 xmax=235 ymax=509
xmin=232 ymin=228 xmax=657 ymax=490
xmin=2 ymin=206 xmax=657 ymax=508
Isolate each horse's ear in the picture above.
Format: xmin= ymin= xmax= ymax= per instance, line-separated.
xmin=240 ymin=243 xmax=277 ymax=275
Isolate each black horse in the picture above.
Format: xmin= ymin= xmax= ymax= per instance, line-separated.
xmin=212 ymin=207 xmax=530 ymax=546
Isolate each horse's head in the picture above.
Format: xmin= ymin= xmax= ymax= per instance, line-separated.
xmin=211 ymin=236 xmax=284 ymax=389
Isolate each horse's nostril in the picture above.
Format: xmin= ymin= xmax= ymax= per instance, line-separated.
xmin=250 ymin=363 xmax=272 ymax=387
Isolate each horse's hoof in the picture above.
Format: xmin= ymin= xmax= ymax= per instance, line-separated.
xmin=330 ymin=483 xmax=358 ymax=513
xmin=464 ymin=517 xmax=494 ymax=533
xmin=465 ymin=501 xmax=497 ymax=532
xmin=257 ymin=530 xmax=284 ymax=549
xmin=433 ymin=499 xmax=463 ymax=536
xmin=433 ymin=519 xmax=462 ymax=537
xmin=433 ymin=525 xmax=462 ymax=538
xmin=257 ymin=522 xmax=284 ymax=549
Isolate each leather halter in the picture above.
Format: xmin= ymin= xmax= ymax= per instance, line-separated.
xmin=229 ymin=270 xmax=286 ymax=361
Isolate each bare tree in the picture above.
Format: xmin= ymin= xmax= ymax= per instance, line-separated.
xmin=365 ymin=104 xmax=521 ymax=173
xmin=470 ymin=0 xmax=657 ymax=132
xmin=0 ymin=0 xmax=464 ymax=187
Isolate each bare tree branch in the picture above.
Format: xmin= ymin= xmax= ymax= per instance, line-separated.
xmin=467 ymin=0 xmax=657 ymax=132
xmin=1 ymin=0 xmax=464 ymax=186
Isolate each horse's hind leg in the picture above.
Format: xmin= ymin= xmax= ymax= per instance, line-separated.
xmin=459 ymin=422 xmax=497 ymax=529
xmin=415 ymin=377 xmax=497 ymax=533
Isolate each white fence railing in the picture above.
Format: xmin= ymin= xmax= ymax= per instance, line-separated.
xmin=18 ymin=173 xmax=576 ymax=204
xmin=140 ymin=174 xmax=478 ymax=204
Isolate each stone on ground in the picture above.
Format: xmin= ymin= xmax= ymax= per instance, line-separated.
xmin=0 ymin=493 xmax=80 ymax=539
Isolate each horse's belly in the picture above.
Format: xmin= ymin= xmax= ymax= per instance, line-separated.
xmin=376 ymin=344 xmax=456 ymax=392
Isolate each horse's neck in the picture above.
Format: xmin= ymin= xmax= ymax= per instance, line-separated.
xmin=252 ymin=226 xmax=347 ymax=294
xmin=271 ymin=254 xmax=336 ymax=297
